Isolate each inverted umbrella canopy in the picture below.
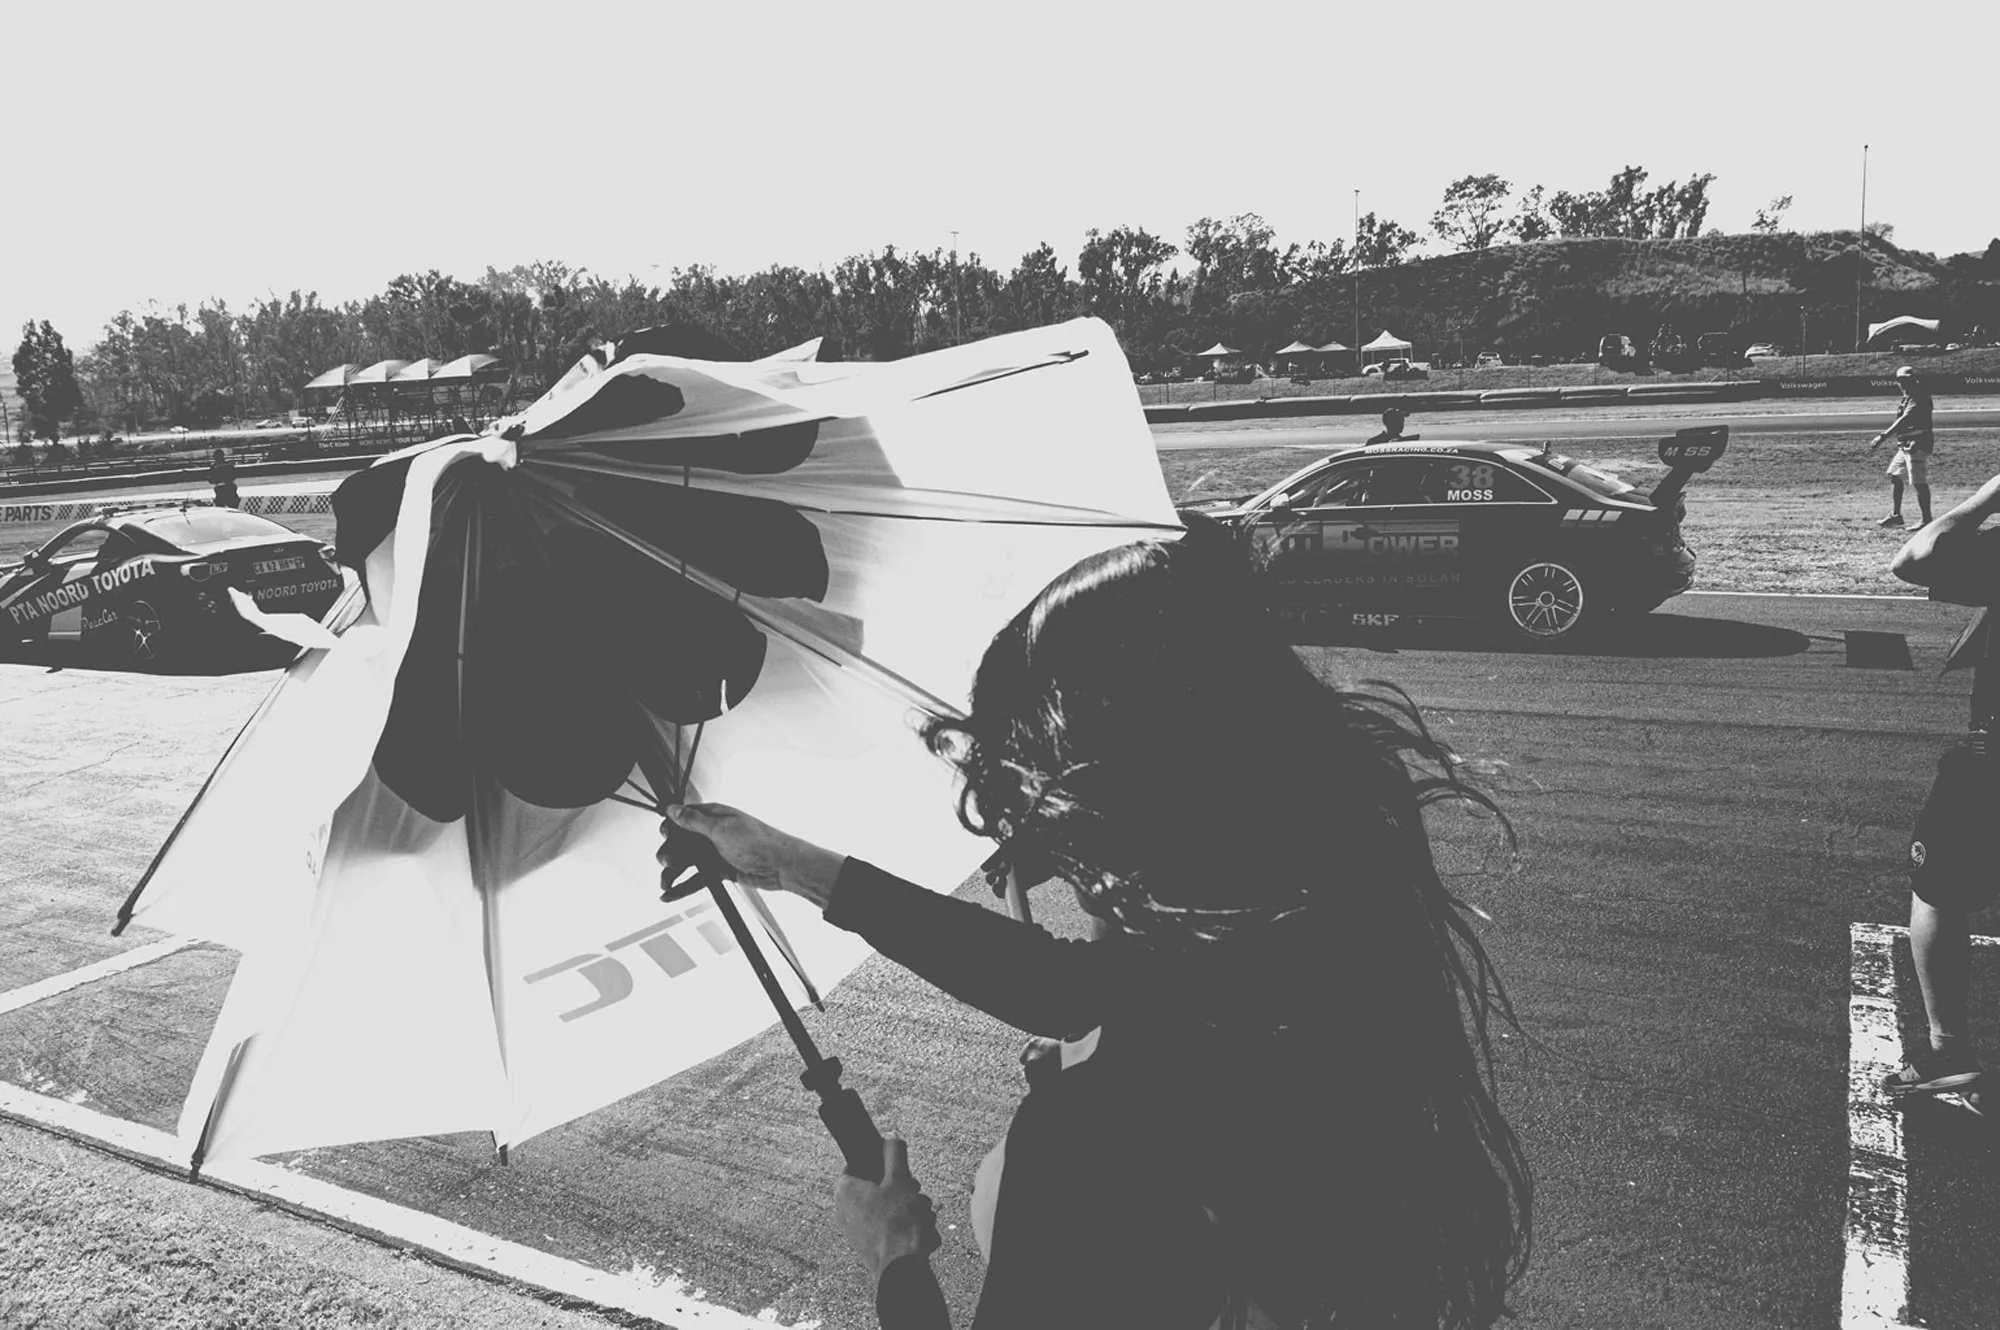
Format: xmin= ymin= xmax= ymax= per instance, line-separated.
xmin=118 ymin=317 xmax=1181 ymax=1167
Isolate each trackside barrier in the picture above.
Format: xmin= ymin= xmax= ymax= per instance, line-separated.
xmin=0 ymin=492 xmax=336 ymax=523
xmin=1764 ymin=372 xmax=2000 ymax=397
xmin=1140 ymin=379 xmax=1766 ymax=424
xmin=1479 ymin=388 xmax=1565 ymax=405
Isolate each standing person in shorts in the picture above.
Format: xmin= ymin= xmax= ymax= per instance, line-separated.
xmin=1868 ymin=366 xmax=1935 ymax=529
xmin=1886 ymin=472 xmax=2000 ymax=1113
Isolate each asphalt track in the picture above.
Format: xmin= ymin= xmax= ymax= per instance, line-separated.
xmin=4 ymin=591 xmax=1999 ymax=1328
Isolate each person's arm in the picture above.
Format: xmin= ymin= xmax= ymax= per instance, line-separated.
xmin=836 ymin=1137 xmax=952 ymax=1330
xmin=1892 ymin=474 xmax=2000 ymax=590
xmin=1869 ymin=399 xmax=1917 ymax=450
xmin=661 ymin=804 xmax=1144 ymax=1037
xmin=826 ymin=858 xmax=1124 ymax=1038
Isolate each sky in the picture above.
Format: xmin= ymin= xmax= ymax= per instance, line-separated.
xmin=5 ymin=0 xmax=1995 ymax=357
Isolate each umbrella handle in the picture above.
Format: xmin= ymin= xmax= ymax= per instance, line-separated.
xmin=802 ymin=1056 xmax=885 ymax=1181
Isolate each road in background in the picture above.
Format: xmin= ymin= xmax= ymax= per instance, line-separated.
xmin=3 ymin=592 xmax=1996 ymax=1328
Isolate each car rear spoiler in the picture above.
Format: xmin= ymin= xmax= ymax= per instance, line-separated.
xmin=1647 ymin=425 xmax=1728 ymax=511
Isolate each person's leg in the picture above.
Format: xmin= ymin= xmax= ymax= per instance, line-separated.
xmin=1888 ymin=475 xmax=1906 ymax=521
xmin=1911 ymin=452 xmax=1933 ymax=524
xmin=1916 ymin=483 xmax=1934 ymax=525
xmin=1910 ymin=893 xmax=1973 ymax=1053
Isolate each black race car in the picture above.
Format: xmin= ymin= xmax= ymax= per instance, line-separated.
xmin=1183 ymin=426 xmax=1728 ymax=641
xmin=1 ymin=503 xmax=345 ymax=667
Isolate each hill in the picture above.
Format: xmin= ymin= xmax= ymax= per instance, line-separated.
xmin=1334 ymin=230 xmax=1999 ymax=365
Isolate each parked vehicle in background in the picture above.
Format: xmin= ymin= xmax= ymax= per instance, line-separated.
xmin=1474 ymin=352 xmax=1504 ymax=369
xmin=1742 ymin=343 xmax=1781 ymax=360
xmin=1598 ymin=334 xmax=1640 ymax=365
xmin=1362 ymin=359 xmax=1430 ymax=381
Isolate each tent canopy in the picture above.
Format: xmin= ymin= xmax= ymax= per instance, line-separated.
xmin=431 ymin=354 xmax=505 ymax=381
xmin=1362 ymin=331 xmax=1413 ymax=353
xmin=1197 ymin=342 xmax=1240 ymax=358
xmin=1867 ymin=315 xmax=1942 ymax=344
xmin=1273 ymin=340 xmax=1317 ymax=356
xmin=1314 ymin=340 xmax=1350 ymax=354
xmin=350 ymin=359 xmax=414 ymax=385
xmin=389 ymin=359 xmax=437 ymax=383
xmin=304 ymin=364 xmax=359 ymax=391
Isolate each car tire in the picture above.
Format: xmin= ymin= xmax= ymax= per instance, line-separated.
xmin=121 ymin=599 xmax=168 ymax=663
xmin=1501 ymin=559 xmax=1589 ymax=641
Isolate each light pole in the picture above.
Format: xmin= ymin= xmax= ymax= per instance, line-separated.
xmin=1855 ymin=144 xmax=1869 ymax=352
xmin=949 ymin=230 xmax=964 ymax=345
xmin=1352 ymin=189 xmax=1361 ymax=379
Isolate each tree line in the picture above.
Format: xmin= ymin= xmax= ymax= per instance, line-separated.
xmin=9 ymin=163 xmax=1993 ymax=448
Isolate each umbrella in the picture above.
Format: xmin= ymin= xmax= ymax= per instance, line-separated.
xmin=115 ymin=317 xmax=1180 ymax=1171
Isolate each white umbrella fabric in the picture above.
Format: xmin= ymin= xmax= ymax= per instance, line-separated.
xmin=117 ymin=317 xmax=1180 ymax=1168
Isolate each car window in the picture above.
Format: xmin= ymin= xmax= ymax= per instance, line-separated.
xmin=39 ymin=524 xmax=112 ymax=563
xmin=1512 ymin=449 xmax=1638 ymax=499
xmin=133 ymin=508 xmax=291 ymax=549
xmin=1417 ymin=460 xmax=1554 ymax=504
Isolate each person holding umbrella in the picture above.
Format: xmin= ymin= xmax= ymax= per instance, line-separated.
xmin=667 ymin=516 xmax=1532 ymax=1329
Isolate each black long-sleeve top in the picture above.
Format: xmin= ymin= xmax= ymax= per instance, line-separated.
xmin=820 ymin=858 xmax=1326 ymax=1330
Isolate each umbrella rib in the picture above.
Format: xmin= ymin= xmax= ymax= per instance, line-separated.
xmin=525 ymin=480 xmax=963 ymax=717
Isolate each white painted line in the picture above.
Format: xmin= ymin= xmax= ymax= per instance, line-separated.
xmin=1688 ymin=591 xmax=1927 ymax=602
xmin=0 ymin=936 xmax=200 ymax=1018
xmin=1844 ymin=922 xmax=2000 ymax=1330
xmin=0 ymin=1080 xmax=803 ymax=1329
xmin=1846 ymin=921 xmax=1915 ymax=1330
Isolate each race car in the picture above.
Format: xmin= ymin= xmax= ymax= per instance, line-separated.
xmin=1182 ymin=426 xmax=1728 ymax=641
xmin=1 ymin=503 xmax=345 ymax=667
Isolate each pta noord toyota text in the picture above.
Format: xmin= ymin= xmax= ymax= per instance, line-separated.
xmin=1182 ymin=427 xmax=1728 ymax=641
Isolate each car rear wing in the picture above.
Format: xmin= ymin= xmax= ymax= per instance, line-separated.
xmin=1647 ymin=425 xmax=1729 ymax=512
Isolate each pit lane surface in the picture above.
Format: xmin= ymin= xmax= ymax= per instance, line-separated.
xmin=2 ymin=592 xmax=1997 ymax=1329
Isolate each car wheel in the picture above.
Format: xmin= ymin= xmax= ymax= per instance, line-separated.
xmin=1502 ymin=560 xmax=1588 ymax=640
xmin=121 ymin=599 xmax=167 ymax=662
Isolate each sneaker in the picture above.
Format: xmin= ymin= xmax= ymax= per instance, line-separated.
xmin=1878 ymin=514 xmax=1907 ymax=529
xmin=1882 ymin=1049 xmax=1982 ymax=1101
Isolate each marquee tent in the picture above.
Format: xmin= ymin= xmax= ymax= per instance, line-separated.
xmin=432 ymin=354 xmax=504 ymax=381
xmin=350 ymin=360 xmax=413 ymax=386
xmin=388 ymin=359 xmax=437 ymax=383
xmin=304 ymin=364 xmax=359 ymax=392
xmin=1866 ymin=316 xmax=1942 ymax=346
xmin=1197 ymin=342 xmax=1241 ymax=359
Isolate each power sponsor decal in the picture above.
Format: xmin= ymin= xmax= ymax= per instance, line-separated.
xmin=6 ymin=557 xmax=159 ymax=626
xmin=522 ymin=899 xmax=737 ymax=1022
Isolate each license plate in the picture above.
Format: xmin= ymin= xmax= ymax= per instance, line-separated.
xmin=252 ymin=555 xmax=307 ymax=576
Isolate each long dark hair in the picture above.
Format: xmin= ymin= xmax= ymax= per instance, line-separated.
xmin=921 ymin=514 xmax=1531 ymax=1329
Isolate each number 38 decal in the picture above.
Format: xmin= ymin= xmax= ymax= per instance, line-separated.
xmin=1445 ymin=463 xmax=1495 ymax=502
